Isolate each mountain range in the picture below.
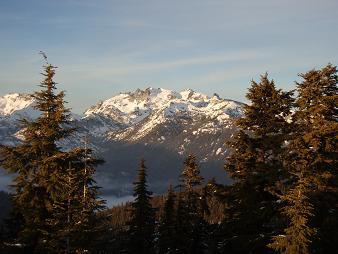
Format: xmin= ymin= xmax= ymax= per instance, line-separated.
xmin=0 ymin=88 xmax=243 ymax=196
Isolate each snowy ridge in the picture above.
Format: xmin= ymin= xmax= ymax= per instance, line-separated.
xmin=0 ymin=88 xmax=244 ymax=194
xmin=0 ymin=88 xmax=244 ymax=160
xmin=0 ymin=93 xmax=38 ymax=120
xmin=0 ymin=93 xmax=33 ymax=116
xmin=85 ymin=88 xmax=242 ymax=125
xmin=85 ymin=87 xmax=243 ymax=140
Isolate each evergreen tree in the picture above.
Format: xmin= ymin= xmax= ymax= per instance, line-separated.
xmin=174 ymin=192 xmax=190 ymax=254
xmin=176 ymin=154 xmax=207 ymax=254
xmin=158 ymin=185 xmax=176 ymax=254
xmin=48 ymin=148 xmax=105 ymax=253
xmin=224 ymin=74 xmax=294 ymax=253
xmin=270 ymin=64 xmax=338 ymax=254
xmin=179 ymin=154 xmax=204 ymax=192
xmin=0 ymin=55 xmax=105 ymax=253
xmin=128 ymin=158 xmax=155 ymax=254
xmin=269 ymin=177 xmax=316 ymax=254
xmin=0 ymin=57 xmax=73 ymax=252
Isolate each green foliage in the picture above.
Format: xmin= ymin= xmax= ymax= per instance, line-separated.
xmin=269 ymin=179 xmax=316 ymax=254
xmin=47 ymin=149 xmax=105 ymax=253
xmin=175 ymin=154 xmax=208 ymax=254
xmin=158 ymin=185 xmax=176 ymax=254
xmin=0 ymin=58 xmax=105 ymax=253
xmin=270 ymin=64 xmax=338 ymax=254
xmin=127 ymin=158 xmax=155 ymax=254
xmin=0 ymin=61 xmax=72 ymax=252
xmin=179 ymin=154 xmax=204 ymax=192
xmin=224 ymin=74 xmax=294 ymax=253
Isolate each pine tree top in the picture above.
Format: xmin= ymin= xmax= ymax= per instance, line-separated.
xmin=238 ymin=73 xmax=294 ymax=136
xmin=295 ymin=64 xmax=338 ymax=124
xmin=179 ymin=154 xmax=204 ymax=192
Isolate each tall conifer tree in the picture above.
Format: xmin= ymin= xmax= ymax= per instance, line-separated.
xmin=179 ymin=155 xmax=204 ymax=192
xmin=48 ymin=147 xmax=105 ymax=253
xmin=0 ymin=56 xmax=73 ymax=252
xmin=177 ymin=154 xmax=207 ymax=254
xmin=128 ymin=158 xmax=155 ymax=254
xmin=158 ymin=185 xmax=176 ymax=254
xmin=224 ymin=74 xmax=293 ymax=253
xmin=0 ymin=55 xmax=105 ymax=253
xmin=270 ymin=64 xmax=338 ymax=254
xmin=174 ymin=192 xmax=190 ymax=254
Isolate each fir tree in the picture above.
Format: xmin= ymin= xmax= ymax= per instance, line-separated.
xmin=158 ymin=185 xmax=176 ymax=254
xmin=179 ymin=154 xmax=204 ymax=192
xmin=0 ymin=55 xmax=105 ymax=253
xmin=47 ymin=147 xmax=105 ymax=253
xmin=127 ymin=158 xmax=155 ymax=254
xmin=174 ymin=192 xmax=190 ymax=254
xmin=70 ymin=149 xmax=106 ymax=253
xmin=269 ymin=177 xmax=316 ymax=254
xmin=176 ymin=154 xmax=207 ymax=254
xmin=0 ymin=57 xmax=73 ymax=252
xmin=224 ymin=74 xmax=294 ymax=253
xmin=270 ymin=64 xmax=338 ymax=254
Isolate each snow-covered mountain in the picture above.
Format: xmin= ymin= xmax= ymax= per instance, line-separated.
xmin=85 ymin=88 xmax=242 ymax=146
xmin=85 ymin=88 xmax=241 ymax=126
xmin=0 ymin=93 xmax=38 ymax=119
xmin=0 ymin=88 xmax=244 ymax=195
xmin=0 ymin=93 xmax=37 ymax=145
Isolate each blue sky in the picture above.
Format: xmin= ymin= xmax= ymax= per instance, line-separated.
xmin=0 ymin=0 xmax=337 ymax=113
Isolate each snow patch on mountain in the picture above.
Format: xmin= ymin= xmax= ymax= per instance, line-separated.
xmin=0 ymin=88 xmax=244 ymax=161
xmin=86 ymin=87 xmax=243 ymax=141
xmin=0 ymin=93 xmax=39 ymax=120
xmin=85 ymin=88 xmax=242 ymax=126
xmin=0 ymin=93 xmax=33 ymax=115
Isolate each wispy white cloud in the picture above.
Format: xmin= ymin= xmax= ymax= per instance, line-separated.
xmin=179 ymin=54 xmax=334 ymax=90
xmin=65 ymin=49 xmax=265 ymax=80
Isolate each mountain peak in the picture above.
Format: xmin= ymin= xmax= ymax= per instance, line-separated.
xmin=83 ymin=87 xmax=243 ymax=130
xmin=0 ymin=93 xmax=34 ymax=116
xmin=0 ymin=88 xmax=244 ymax=175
